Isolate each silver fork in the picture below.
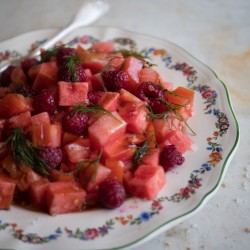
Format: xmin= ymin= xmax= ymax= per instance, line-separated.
xmin=0 ymin=0 xmax=109 ymax=73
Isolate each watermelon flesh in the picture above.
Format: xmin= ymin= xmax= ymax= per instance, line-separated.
xmin=0 ymin=40 xmax=195 ymax=213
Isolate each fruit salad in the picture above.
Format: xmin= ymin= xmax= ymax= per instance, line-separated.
xmin=0 ymin=40 xmax=194 ymax=215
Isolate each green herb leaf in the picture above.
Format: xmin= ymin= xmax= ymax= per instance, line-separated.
xmin=40 ymin=45 xmax=62 ymax=62
xmin=77 ymin=151 xmax=102 ymax=187
xmin=73 ymin=102 xmax=122 ymax=123
xmin=132 ymin=136 xmax=153 ymax=170
xmin=146 ymin=97 xmax=196 ymax=135
xmin=64 ymin=55 xmax=81 ymax=82
xmin=6 ymin=128 xmax=49 ymax=176
xmin=100 ymin=56 xmax=122 ymax=73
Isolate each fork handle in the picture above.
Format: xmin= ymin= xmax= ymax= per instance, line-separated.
xmin=0 ymin=0 xmax=109 ymax=73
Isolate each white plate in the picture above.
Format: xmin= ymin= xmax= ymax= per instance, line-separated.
xmin=0 ymin=26 xmax=239 ymax=250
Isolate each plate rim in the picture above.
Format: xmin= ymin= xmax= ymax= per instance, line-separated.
xmin=0 ymin=25 xmax=240 ymax=250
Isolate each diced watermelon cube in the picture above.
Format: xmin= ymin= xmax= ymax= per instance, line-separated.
xmin=31 ymin=112 xmax=51 ymax=125
xmin=119 ymin=88 xmax=144 ymax=104
xmin=105 ymin=159 xmax=125 ymax=184
xmin=165 ymin=86 xmax=195 ymax=120
xmin=161 ymin=130 xmax=193 ymax=154
xmin=118 ymin=102 xmax=148 ymax=134
xmin=88 ymin=112 xmax=127 ymax=150
xmin=97 ymin=92 xmax=120 ymax=112
xmin=79 ymin=164 xmax=111 ymax=191
xmin=126 ymin=165 xmax=166 ymax=200
xmin=102 ymin=136 xmax=136 ymax=162
xmin=78 ymin=50 xmax=108 ymax=74
xmin=90 ymin=73 xmax=106 ymax=91
xmin=141 ymin=148 xmax=160 ymax=166
xmin=153 ymin=117 xmax=181 ymax=143
xmin=46 ymin=181 xmax=86 ymax=216
xmin=0 ymin=173 xmax=16 ymax=210
xmin=64 ymin=137 xmax=91 ymax=163
xmin=138 ymin=67 xmax=159 ymax=83
xmin=10 ymin=67 xmax=27 ymax=85
xmin=58 ymin=81 xmax=88 ymax=106
xmin=32 ymin=62 xmax=58 ymax=91
xmin=29 ymin=123 xmax=62 ymax=148
xmin=0 ymin=93 xmax=33 ymax=118
xmin=7 ymin=111 xmax=31 ymax=129
xmin=16 ymin=166 xmax=42 ymax=191
xmin=89 ymin=41 xmax=114 ymax=52
xmin=29 ymin=178 xmax=49 ymax=209
xmin=122 ymin=56 xmax=143 ymax=93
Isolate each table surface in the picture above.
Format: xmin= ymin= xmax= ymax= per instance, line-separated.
xmin=0 ymin=0 xmax=249 ymax=249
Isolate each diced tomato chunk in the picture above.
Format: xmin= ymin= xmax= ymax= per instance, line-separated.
xmin=0 ymin=173 xmax=16 ymax=209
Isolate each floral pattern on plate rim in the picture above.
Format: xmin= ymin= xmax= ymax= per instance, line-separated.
xmin=0 ymin=35 xmax=229 ymax=243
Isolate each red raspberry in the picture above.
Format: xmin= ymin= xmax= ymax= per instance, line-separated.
xmin=12 ymin=85 xmax=37 ymax=97
xmin=159 ymin=145 xmax=185 ymax=172
xmin=36 ymin=147 xmax=62 ymax=169
xmin=21 ymin=57 xmax=38 ymax=73
xmin=33 ymin=89 xmax=57 ymax=115
xmin=98 ymin=178 xmax=126 ymax=209
xmin=87 ymin=91 xmax=104 ymax=104
xmin=135 ymin=81 xmax=163 ymax=101
xmin=0 ymin=65 xmax=16 ymax=87
xmin=58 ymin=64 xmax=87 ymax=82
xmin=102 ymin=69 xmax=129 ymax=91
xmin=62 ymin=111 xmax=89 ymax=135
xmin=56 ymin=47 xmax=76 ymax=66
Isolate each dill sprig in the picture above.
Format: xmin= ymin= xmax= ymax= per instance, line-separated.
xmin=146 ymin=97 xmax=196 ymax=135
xmin=65 ymin=55 xmax=81 ymax=82
xmin=40 ymin=45 xmax=62 ymax=62
xmin=77 ymin=151 xmax=102 ymax=187
xmin=113 ymin=49 xmax=155 ymax=67
xmin=100 ymin=56 xmax=122 ymax=73
xmin=132 ymin=136 xmax=153 ymax=170
xmin=113 ymin=49 xmax=147 ymax=60
xmin=72 ymin=102 xmax=121 ymax=123
xmin=5 ymin=128 xmax=49 ymax=176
